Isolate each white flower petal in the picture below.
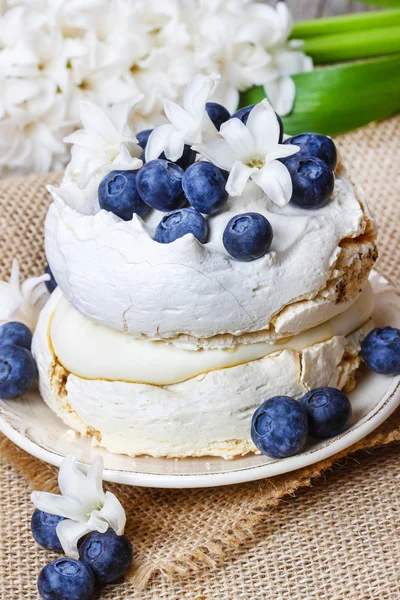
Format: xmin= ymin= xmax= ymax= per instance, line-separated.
xmin=78 ymin=100 xmax=118 ymax=142
xmin=145 ymin=124 xmax=175 ymax=162
xmin=163 ymin=99 xmax=195 ymax=133
xmin=98 ymin=491 xmax=126 ymax=535
xmin=183 ymin=73 xmax=219 ymax=120
xmin=192 ymin=139 xmax=236 ymax=171
xmin=31 ymin=491 xmax=83 ymax=522
xmin=246 ymin=99 xmax=280 ymax=153
xmin=109 ymin=95 xmax=144 ymax=133
xmin=251 ymin=159 xmax=292 ymax=207
xmin=226 ymin=161 xmax=256 ymax=197
xmin=56 ymin=519 xmax=97 ymax=560
xmin=262 ymin=143 xmax=300 ymax=164
xmin=164 ymin=130 xmax=186 ymax=163
xmin=220 ymin=118 xmax=255 ymax=162
xmin=264 ymin=76 xmax=296 ymax=117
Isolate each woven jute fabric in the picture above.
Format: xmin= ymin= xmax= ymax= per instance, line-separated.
xmin=0 ymin=115 xmax=399 ymax=598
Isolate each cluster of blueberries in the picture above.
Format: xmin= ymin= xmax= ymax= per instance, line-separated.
xmin=0 ymin=322 xmax=36 ymax=399
xmin=32 ymin=510 xmax=133 ymax=600
xmin=98 ymin=102 xmax=337 ymax=262
xmin=251 ymin=326 xmax=400 ymax=458
xmin=0 ymin=270 xmax=57 ymax=400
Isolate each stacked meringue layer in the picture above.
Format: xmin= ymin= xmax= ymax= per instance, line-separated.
xmin=32 ymin=169 xmax=378 ymax=459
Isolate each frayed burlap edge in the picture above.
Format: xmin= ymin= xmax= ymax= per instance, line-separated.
xmin=1 ymin=406 xmax=399 ymax=589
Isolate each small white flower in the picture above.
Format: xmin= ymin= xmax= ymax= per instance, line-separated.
xmin=0 ymin=259 xmax=50 ymax=330
xmin=31 ymin=455 xmax=126 ymax=560
xmin=64 ymin=97 xmax=144 ymax=189
xmin=193 ymin=99 xmax=299 ymax=207
xmin=145 ymin=73 xmax=220 ymax=163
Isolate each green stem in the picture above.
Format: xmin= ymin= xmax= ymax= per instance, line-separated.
xmin=291 ymin=8 xmax=400 ymax=38
xmin=303 ymin=26 xmax=400 ymax=63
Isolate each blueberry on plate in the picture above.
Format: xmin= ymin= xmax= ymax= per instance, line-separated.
xmin=300 ymin=387 xmax=352 ymax=439
xmin=136 ymin=128 xmax=153 ymax=149
xmin=31 ymin=509 xmax=65 ymax=553
xmin=136 ymin=159 xmax=185 ymax=212
xmin=361 ymin=326 xmax=400 ymax=375
xmin=0 ymin=344 xmax=36 ymax=399
xmin=223 ymin=212 xmax=273 ymax=262
xmin=251 ymin=396 xmax=308 ymax=459
xmin=44 ymin=265 xmax=57 ymax=293
xmin=79 ymin=529 xmax=133 ymax=586
xmin=98 ymin=170 xmax=150 ymax=221
xmin=231 ymin=105 xmax=283 ymax=141
xmin=0 ymin=321 xmax=32 ymax=351
xmin=283 ymin=156 xmax=334 ymax=209
xmin=155 ymin=208 xmax=208 ymax=244
xmin=284 ymin=132 xmax=337 ymax=170
xmin=182 ymin=162 xmax=228 ymax=214
xmin=38 ymin=558 xmax=95 ymax=600
xmin=206 ymin=102 xmax=231 ymax=131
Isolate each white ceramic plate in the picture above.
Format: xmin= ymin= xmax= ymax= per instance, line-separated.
xmin=0 ymin=272 xmax=399 ymax=489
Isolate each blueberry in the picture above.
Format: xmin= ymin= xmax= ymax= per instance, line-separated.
xmin=136 ymin=159 xmax=185 ymax=212
xmin=284 ymin=132 xmax=337 ymax=170
xmin=251 ymin=396 xmax=308 ymax=458
xmin=361 ymin=326 xmax=400 ymax=375
xmin=231 ymin=105 xmax=283 ymax=141
xmin=0 ymin=322 xmax=32 ymax=350
xmin=231 ymin=104 xmax=255 ymax=124
xmin=171 ymin=145 xmax=197 ymax=170
xmin=300 ymin=387 xmax=352 ymax=439
xmin=283 ymin=156 xmax=334 ymax=209
xmin=79 ymin=529 xmax=133 ymax=586
xmin=206 ymin=102 xmax=231 ymax=131
xmin=0 ymin=344 xmax=36 ymax=399
xmin=182 ymin=162 xmax=228 ymax=214
xmin=136 ymin=128 xmax=153 ymax=149
xmin=155 ymin=208 xmax=208 ymax=244
xmin=45 ymin=265 xmax=57 ymax=293
xmin=98 ymin=170 xmax=150 ymax=221
xmin=223 ymin=212 xmax=273 ymax=262
xmin=31 ymin=510 xmax=65 ymax=553
xmin=141 ymin=144 xmax=196 ymax=170
xmin=38 ymin=558 xmax=95 ymax=600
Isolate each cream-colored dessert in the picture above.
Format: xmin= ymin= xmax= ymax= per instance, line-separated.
xmin=33 ymin=282 xmax=374 ymax=458
xmin=32 ymin=80 xmax=378 ymax=459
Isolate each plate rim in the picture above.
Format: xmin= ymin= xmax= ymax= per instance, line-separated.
xmin=1 ymin=376 xmax=399 ymax=488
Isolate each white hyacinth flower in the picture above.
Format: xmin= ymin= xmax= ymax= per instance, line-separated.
xmin=0 ymin=259 xmax=50 ymax=330
xmin=193 ymin=99 xmax=299 ymax=207
xmin=145 ymin=73 xmax=220 ymax=163
xmin=31 ymin=455 xmax=126 ymax=560
xmin=64 ymin=97 xmax=144 ymax=189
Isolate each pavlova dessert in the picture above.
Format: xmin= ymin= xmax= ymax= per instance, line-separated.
xmin=1 ymin=75 xmax=380 ymax=459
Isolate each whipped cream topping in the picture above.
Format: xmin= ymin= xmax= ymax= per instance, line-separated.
xmin=50 ymin=283 xmax=374 ymax=385
xmin=45 ymin=172 xmax=371 ymax=346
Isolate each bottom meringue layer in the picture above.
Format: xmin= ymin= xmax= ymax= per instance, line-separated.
xmin=33 ymin=291 xmax=374 ymax=459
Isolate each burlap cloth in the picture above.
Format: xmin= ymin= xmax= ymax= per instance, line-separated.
xmin=0 ymin=116 xmax=399 ymax=599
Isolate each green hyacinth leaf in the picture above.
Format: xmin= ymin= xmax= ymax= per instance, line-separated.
xmin=351 ymin=0 xmax=400 ymax=6
xmin=240 ymin=54 xmax=400 ymax=137
xmin=291 ymin=8 xmax=400 ymax=40
xmin=301 ymin=26 xmax=400 ymax=63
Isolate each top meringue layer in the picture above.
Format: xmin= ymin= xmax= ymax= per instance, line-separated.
xmin=45 ymin=171 xmax=372 ymax=347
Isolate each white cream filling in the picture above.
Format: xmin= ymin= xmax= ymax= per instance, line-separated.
xmin=50 ymin=282 xmax=374 ymax=386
